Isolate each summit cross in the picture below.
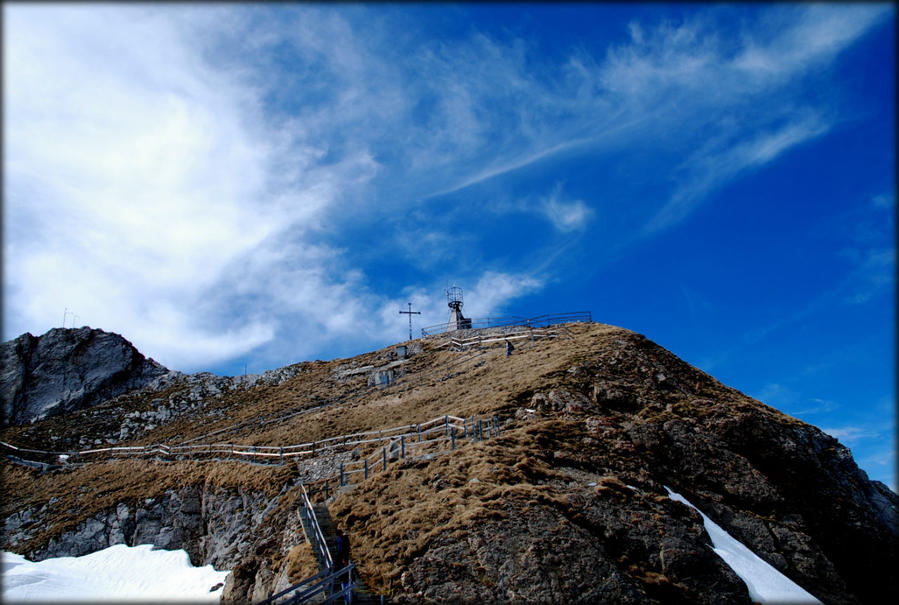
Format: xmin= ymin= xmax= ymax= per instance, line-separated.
xmin=399 ymin=302 xmax=422 ymax=341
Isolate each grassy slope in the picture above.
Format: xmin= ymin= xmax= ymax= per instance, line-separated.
xmin=5 ymin=321 xmax=846 ymax=602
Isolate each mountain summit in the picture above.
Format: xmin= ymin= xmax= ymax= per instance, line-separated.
xmin=0 ymin=327 xmax=168 ymax=427
xmin=2 ymin=321 xmax=896 ymax=603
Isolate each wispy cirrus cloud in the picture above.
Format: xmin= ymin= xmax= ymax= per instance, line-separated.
xmin=580 ymin=4 xmax=890 ymax=237
xmin=3 ymin=5 xmax=548 ymax=370
xmin=3 ymin=3 xmax=890 ymax=374
xmin=645 ymin=114 xmax=831 ymax=234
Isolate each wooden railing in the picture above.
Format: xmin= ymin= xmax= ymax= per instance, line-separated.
xmin=336 ymin=415 xmax=499 ymax=484
xmin=298 ymin=415 xmax=501 ymax=503
xmin=0 ymin=413 xmax=502 ymax=469
xmin=299 ymin=483 xmax=333 ymax=571
xmin=175 ymin=343 xmax=490 ymax=447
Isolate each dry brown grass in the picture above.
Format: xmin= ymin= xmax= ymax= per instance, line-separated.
xmin=3 ymin=320 xmax=805 ymax=585
xmin=285 ymin=543 xmax=319 ymax=583
xmin=327 ymin=420 xmax=590 ymax=592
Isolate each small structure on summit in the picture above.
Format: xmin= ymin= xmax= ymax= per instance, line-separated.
xmin=446 ymin=285 xmax=472 ymax=331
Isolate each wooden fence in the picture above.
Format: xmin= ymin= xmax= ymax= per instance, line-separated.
xmin=0 ymin=413 xmax=501 ymax=472
xmin=299 ymin=415 xmax=501 ymax=502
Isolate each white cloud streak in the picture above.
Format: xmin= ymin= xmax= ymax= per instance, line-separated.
xmin=3 ymin=4 xmax=890 ymax=371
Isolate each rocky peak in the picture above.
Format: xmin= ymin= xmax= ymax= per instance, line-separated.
xmin=1 ymin=322 xmax=895 ymax=603
xmin=1 ymin=327 xmax=168 ymax=427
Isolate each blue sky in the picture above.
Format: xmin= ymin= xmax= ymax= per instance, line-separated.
xmin=3 ymin=4 xmax=894 ymax=488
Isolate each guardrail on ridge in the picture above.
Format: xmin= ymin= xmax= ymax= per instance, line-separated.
xmin=420 ymin=311 xmax=591 ymax=337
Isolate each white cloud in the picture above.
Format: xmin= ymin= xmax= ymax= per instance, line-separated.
xmin=645 ymin=114 xmax=830 ymax=234
xmin=587 ymin=5 xmax=888 ymax=236
xmin=463 ymin=272 xmax=544 ymax=319
xmin=733 ymin=4 xmax=893 ymax=81
xmin=3 ymin=5 xmax=338 ymax=369
xmin=3 ymin=5 xmax=558 ymax=371
xmin=822 ymin=425 xmax=881 ymax=445
xmin=539 ymin=187 xmax=593 ymax=232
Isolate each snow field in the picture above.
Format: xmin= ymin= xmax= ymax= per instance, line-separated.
xmin=2 ymin=544 xmax=229 ymax=602
xmin=665 ymin=486 xmax=822 ymax=604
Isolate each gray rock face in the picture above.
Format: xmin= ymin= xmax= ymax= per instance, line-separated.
xmin=28 ymin=484 xmax=302 ymax=572
xmin=1 ymin=327 xmax=168 ymax=427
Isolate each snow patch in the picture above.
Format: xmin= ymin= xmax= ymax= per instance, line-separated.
xmin=2 ymin=544 xmax=229 ymax=602
xmin=664 ymin=486 xmax=822 ymax=604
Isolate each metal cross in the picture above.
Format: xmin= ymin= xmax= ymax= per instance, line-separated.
xmin=399 ymin=302 xmax=421 ymax=341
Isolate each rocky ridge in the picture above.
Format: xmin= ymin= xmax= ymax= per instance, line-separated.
xmin=1 ymin=322 xmax=896 ymax=603
xmin=1 ymin=327 xmax=168 ymax=427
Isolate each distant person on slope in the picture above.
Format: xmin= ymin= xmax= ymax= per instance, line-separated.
xmin=335 ymin=528 xmax=350 ymax=570
xmin=505 ymin=340 xmax=514 ymax=356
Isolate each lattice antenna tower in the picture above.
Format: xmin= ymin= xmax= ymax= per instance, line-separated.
xmin=446 ymin=285 xmax=472 ymax=330
xmin=447 ymin=285 xmax=464 ymax=313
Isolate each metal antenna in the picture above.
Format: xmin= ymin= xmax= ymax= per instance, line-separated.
xmin=399 ymin=302 xmax=421 ymax=341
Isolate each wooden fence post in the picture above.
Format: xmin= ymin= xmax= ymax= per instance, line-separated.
xmin=279 ymin=447 xmax=283 ymax=463
xmin=382 ymin=447 xmax=387 ymax=471
xmin=401 ymin=435 xmax=405 ymax=459
xmin=364 ymin=459 xmax=369 ymax=480
xmin=444 ymin=415 xmax=449 ymax=437
xmin=417 ymin=424 xmax=421 ymax=442
xmin=340 ymin=463 xmax=345 ymax=487
xmin=451 ymin=426 xmax=455 ymax=450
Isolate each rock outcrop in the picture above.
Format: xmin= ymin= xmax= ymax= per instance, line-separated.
xmin=1 ymin=327 xmax=168 ymax=427
xmin=8 ymin=481 xmax=305 ymax=602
